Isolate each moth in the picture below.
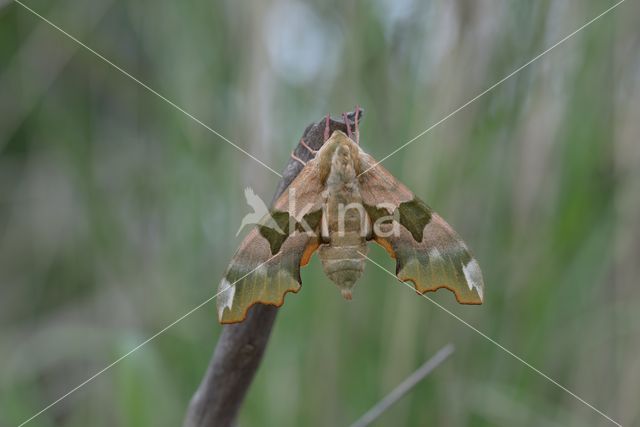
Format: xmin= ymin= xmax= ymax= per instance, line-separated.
xmin=217 ymin=118 xmax=484 ymax=324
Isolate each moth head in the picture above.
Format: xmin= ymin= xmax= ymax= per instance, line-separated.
xmin=318 ymin=131 xmax=362 ymax=183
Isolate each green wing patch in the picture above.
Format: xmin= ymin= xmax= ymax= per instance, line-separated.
xmin=397 ymin=198 xmax=432 ymax=242
xmin=258 ymin=210 xmax=292 ymax=255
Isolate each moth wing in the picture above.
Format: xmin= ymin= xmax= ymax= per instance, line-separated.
xmin=217 ymin=228 xmax=319 ymax=324
xmin=358 ymin=152 xmax=484 ymax=304
xmin=272 ymin=160 xmax=325 ymax=220
xmin=357 ymin=151 xmax=414 ymax=208
xmin=217 ymin=160 xmax=324 ymax=324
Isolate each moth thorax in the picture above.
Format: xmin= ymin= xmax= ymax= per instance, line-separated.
xmin=328 ymin=144 xmax=356 ymax=185
xmin=318 ymin=242 xmax=367 ymax=300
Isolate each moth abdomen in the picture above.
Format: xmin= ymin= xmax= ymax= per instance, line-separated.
xmin=318 ymin=243 xmax=367 ymax=300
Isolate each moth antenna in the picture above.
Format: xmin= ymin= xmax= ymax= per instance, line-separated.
xmin=354 ymin=105 xmax=360 ymax=145
xmin=343 ymin=112 xmax=353 ymax=139
xmin=323 ymin=114 xmax=331 ymax=141
xmin=299 ymin=137 xmax=317 ymax=155
xmin=291 ymin=151 xmax=307 ymax=166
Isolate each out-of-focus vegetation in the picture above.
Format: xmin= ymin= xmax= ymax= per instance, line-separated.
xmin=1 ymin=0 xmax=639 ymax=426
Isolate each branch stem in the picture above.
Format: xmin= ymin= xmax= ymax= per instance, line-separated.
xmin=348 ymin=344 xmax=455 ymax=427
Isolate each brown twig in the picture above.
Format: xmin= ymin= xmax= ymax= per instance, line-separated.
xmin=182 ymin=109 xmax=364 ymax=427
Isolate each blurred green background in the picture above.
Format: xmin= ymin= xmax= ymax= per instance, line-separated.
xmin=1 ymin=0 xmax=639 ymax=426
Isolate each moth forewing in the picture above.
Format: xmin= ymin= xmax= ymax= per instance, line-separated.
xmin=286 ymin=186 xmax=316 ymax=230
xmin=356 ymin=141 xmax=485 ymax=305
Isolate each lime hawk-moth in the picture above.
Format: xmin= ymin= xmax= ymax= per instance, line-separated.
xmin=217 ymin=112 xmax=484 ymax=324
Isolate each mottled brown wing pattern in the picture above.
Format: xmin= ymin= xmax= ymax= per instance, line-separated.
xmin=217 ymin=227 xmax=316 ymax=324
xmin=378 ymin=214 xmax=484 ymax=303
xmin=357 ymin=151 xmax=414 ymax=208
xmin=357 ymin=151 xmax=484 ymax=304
xmin=272 ymin=159 xmax=325 ymax=221
xmin=217 ymin=159 xmax=324 ymax=324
